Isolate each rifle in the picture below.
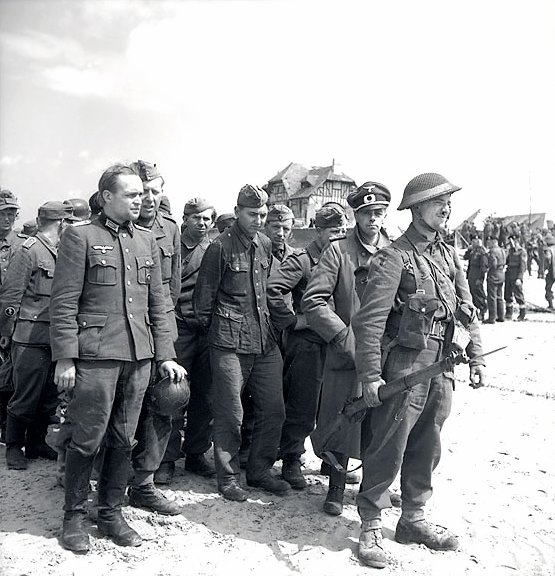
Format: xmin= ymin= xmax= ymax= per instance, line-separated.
xmin=319 ymin=346 xmax=506 ymax=472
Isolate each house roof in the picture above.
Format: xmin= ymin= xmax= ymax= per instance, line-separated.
xmin=289 ymin=165 xmax=356 ymax=200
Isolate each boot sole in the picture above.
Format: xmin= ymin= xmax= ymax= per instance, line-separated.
xmin=97 ymin=527 xmax=142 ymax=547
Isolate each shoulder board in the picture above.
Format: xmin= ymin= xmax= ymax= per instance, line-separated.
xmin=134 ymin=224 xmax=152 ymax=232
xmin=22 ymin=237 xmax=37 ymax=249
xmin=297 ymin=248 xmax=308 ymax=255
xmin=161 ymin=212 xmax=177 ymax=223
xmin=72 ymin=220 xmax=90 ymax=227
xmin=17 ymin=232 xmax=28 ymax=239
xmin=329 ymin=235 xmax=345 ymax=243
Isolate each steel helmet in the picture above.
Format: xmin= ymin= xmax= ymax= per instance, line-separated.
xmin=398 ymin=173 xmax=461 ymax=211
xmin=147 ymin=375 xmax=190 ymax=416
xmin=64 ymin=198 xmax=91 ymax=221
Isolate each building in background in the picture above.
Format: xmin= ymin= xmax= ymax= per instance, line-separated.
xmin=265 ymin=162 xmax=356 ymax=226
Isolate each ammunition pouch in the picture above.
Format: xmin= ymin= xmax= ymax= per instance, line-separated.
xmin=397 ymin=291 xmax=439 ymax=350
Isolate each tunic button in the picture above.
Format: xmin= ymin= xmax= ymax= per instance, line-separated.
xmin=82 ymin=321 xmax=87 ymax=326
xmin=125 ymin=248 xmax=130 ymax=253
xmin=129 ymin=297 xmax=133 ymax=303
xmin=127 ymin=280 xmax=131 ymax=285
xmin=101 ymin=259 xmax=106 ymax=265
xmin=236 ymin=266 xmax=240 ymax=271
xmin=122 ymin=233 xmax=127 ymax=238
xmin=129 ymin=313 xmax=134 ymax=319
xmin=33 ymin=315 xmax=37 ymax=319
xmin=126 ymin=265 xmax=131 ymax=270
xmin=255 ymin=270 xmax=258 ymax=274
xmin=146 ymin=260 xmax=150 ymax=265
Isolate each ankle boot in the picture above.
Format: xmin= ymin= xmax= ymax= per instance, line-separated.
xmin=5 ymin=415 xmax=27 ymax=470
xmin=323 ymin=452 xmax=347 ymax=516
xmin=61 ymin=447 xmax=95 ymax=553
xmin=517 ymin=306 xmax=526 ymax=321
xmin=25 ymin=420 xmax=57 ymax=460
xmin=505 ymin=304 xmax=513 ymax=321
xmin=96 ymin=448 xmax=142 ymax=547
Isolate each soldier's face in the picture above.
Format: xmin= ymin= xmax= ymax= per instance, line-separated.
xmin=317 ymin=224 xmax=347 ymax=246
xmin=184 ymin=208 xmax=214 ymax=236
xmin=355 ymin=205 xmax=387 ymax=239
xmin=417 ymin=193 xmax=452 ymax=232
xmin=0 ymin=208 xmax=18 ymax=235
xmin=140 ymin=177 xmax=164 ymax=220
xmin=235 ymin=205 xmax=268 ymax=237
xmin=103 ymin=174 xmax=144 ymax=223
xmin=265 ymin=219 xmax=293 ymax=249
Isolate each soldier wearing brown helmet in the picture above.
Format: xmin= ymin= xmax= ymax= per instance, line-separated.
xmin=351 ymin=173 xmax=486 ymax=568
xmin=302 ymin=182 xmax=392 ymax=516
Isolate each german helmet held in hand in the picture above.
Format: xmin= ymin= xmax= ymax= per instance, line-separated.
xmin=147 ymin=374 xmax=190 ymax=416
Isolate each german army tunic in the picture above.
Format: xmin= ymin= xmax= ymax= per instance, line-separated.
xmin=0 ymin=233 xmax=56 ymax=346
xmin=0 ymin=230 xmax=26 ymax=286
xmin=49 ymin=214 xmax=175 ymax=362
xmin=301 ymin=227 xmax=390 ymax=458
xmin=193 ymin=221 xmax=276 ymax=354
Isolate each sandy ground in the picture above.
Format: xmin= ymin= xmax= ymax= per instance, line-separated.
xmin=1 ymin=275 xmax=554 ymax=576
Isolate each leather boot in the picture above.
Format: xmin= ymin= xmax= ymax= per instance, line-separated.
xmin=282 ymin=454 xmax=307 ymax=490
xmin=25 ymin=420 xmax=57 ymax=460
xmin=517 ymin=306 xmax=526 ymax=321
xmin=0 ymin=390 xmax=11 ymax=444
xmin=505 ymin=304 xmax=513 ymax=321
xmin=323 ymin=453 xmax=346 ymax=516
xmin=5 ymin=415 xmax=28 ymax=470
xmin=61 ymin=447 xmax=95 ymax=553
xmin=96 ymin=448 xmax=142 ymax=547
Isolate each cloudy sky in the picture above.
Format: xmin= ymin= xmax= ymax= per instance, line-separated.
xmin=1 ymin=0 xmax=554 ymax=231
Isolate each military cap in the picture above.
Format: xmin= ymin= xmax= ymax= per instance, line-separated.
xmin=237 ymin=184 xmax=268 ymax=208
xmin=544 ymin=234 xmax=555 ymax=246
xmin=131 ymin=160 xmax=164 ymax=183
xmin=183 ymin=197 xmax=215 ymax=216
xmin=21 ymin=220 xmax=37 ymax=235
xmin=266 ymin=204 xmax=294 ymax=223
xmin=347 ymin=182 xmax=391 ymax=212
xmin=0 ymin=195 xmax=19 ymax=211
xmin=38 ymin=201 xmax=75 ymax=220
xmin=159 ymin=195 xmax=172 ymax=215
xmin=321 ymin=201 xmax=347 ymax=214
xmin=314 ymin=205 xmax=346 ymax=228
xmin=63 ymin=198 xmax=91 ymax=221
xmin=398 ymin=173 xmax=461 ymax=210
xmin=215 ymin=213 xmax=236 ymax=232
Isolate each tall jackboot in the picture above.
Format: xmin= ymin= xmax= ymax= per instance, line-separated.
xmin=96 ymin=447 xmax=142 ymax=547
xmin=517 ymin=306 xmax=527 ymax=321
xmin=5 ymin=415 xmax=28 ymax=470
xmin=505 ymin=304 xmax=513 ymax=321
xmin=323 ymin=452 xmax=347 ymax=516
xmin=496 ymin=299 xmax=505 ymax=322
xmin=25 ymin=419 xmax=58 ymax=460
xmin=61 ymin=447 xmax=96 ymax=553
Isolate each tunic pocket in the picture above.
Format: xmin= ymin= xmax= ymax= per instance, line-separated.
xmin=136 ymin=255 xmax=154 ymax=285
xmin=77 ymin=313 xmax=108 ymax=357
xmin=397 ymin=292 xmax=439 ymax=350
xmin=223 ymin=258 xmax=248 ymax=296
xmin=87 ymin=254 xmax=117 ymax=285
xmin=159 ymin=245 xmax=174 ymax=283
xmin=35 ymin=260 xmax=55 ymax=295
xmin=210 ymin=305 xmax=243 ymax=348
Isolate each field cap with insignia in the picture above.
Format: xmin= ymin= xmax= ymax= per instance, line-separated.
xmin=183 ymin=197 xmax=215 ymax=216
xmin=266 ymin=204 xmax=294 ymax=223
xmin=398 ymin=173 xmax=461 ymax=210
xmin=237 ymin=184 xmax=268 ymax=208
xmin=544 ymin=234 xmax=555 ymax=246
xmin=38 ymin=201 xmax=75 ymax=221
xmin=132 ymin=160 xmax=164 ymax=184
xmin=0 ymin=192 xmax=19 ymax=211
xmin=347 ymin=182 xmax=391 ymax=212
xmin=314 ymin=205 xmax=346 ymax=228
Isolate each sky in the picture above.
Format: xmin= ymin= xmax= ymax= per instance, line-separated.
xmin=1 ymin=0 xmax=554 ymax=232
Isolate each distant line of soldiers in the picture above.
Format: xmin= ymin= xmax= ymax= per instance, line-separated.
xmin=0 ymin=169 xmax=489 ymax=569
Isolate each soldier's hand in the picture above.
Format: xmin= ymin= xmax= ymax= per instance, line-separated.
xmin=469 ymin=365 xmax=486 ymax=389
xmin=361 ymin=378 xmax=385 ymax=408
xmin=515 ymin=278 xmax=523 ymax=287
xmin=55 ymin=358 xmax=76 ymax=392
xmin=0 ymin=336 xmax=11 ymax=350
xmin=158 ymin=360 xmax=187 ymax=383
